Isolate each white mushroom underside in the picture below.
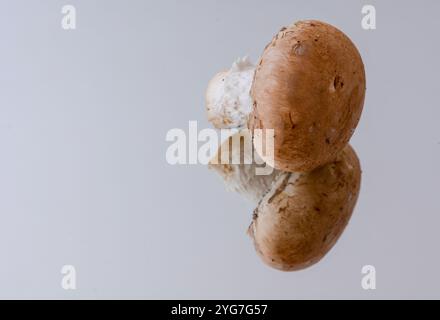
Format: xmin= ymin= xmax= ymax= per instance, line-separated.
xmin=206 ymin=57 xmax=255 ymax=128
xmin=209 ymin=130 xmax=281 ymax=204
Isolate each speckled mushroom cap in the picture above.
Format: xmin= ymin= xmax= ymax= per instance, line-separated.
xmin=249 ymin=20 xmax=366 ymax=172
xmin=248 ymin=144 xmax=361 ymax=271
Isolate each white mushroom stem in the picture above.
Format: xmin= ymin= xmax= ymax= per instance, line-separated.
xmin=205 ymin=56 xmax=255 ymax=129
xmin=209 ymin=129 xmax=281 ymax=204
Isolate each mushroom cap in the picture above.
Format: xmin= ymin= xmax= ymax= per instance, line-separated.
xmin=249 ymin=20 xmax=366 ymax=172
xmin=248 ymin=144 xmax=361 ymax=271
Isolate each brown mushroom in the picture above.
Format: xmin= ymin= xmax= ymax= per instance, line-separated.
xmin=204 ymin=20 xmax=366 ymax=272
xmin=250 ymin=20 xmax=366 ymax=172
xmin=248 ymin=144 xmax=361 ymax=271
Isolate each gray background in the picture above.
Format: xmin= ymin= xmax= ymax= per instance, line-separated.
xmin=0 ymin=0 xmax=439 ymax=299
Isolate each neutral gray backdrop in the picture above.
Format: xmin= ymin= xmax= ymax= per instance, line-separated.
xmin=0 ymin=0 xmax=439 ymax=299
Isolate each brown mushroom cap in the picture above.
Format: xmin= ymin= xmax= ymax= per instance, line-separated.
xmin=248 ymin=144 xmax=361 ymax=271
xmin=249 ymin=20 xmax=366 ymax=172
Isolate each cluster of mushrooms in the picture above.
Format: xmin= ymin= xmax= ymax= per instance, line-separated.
xmin=205 ymin=21 xmax=366 ymax=271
